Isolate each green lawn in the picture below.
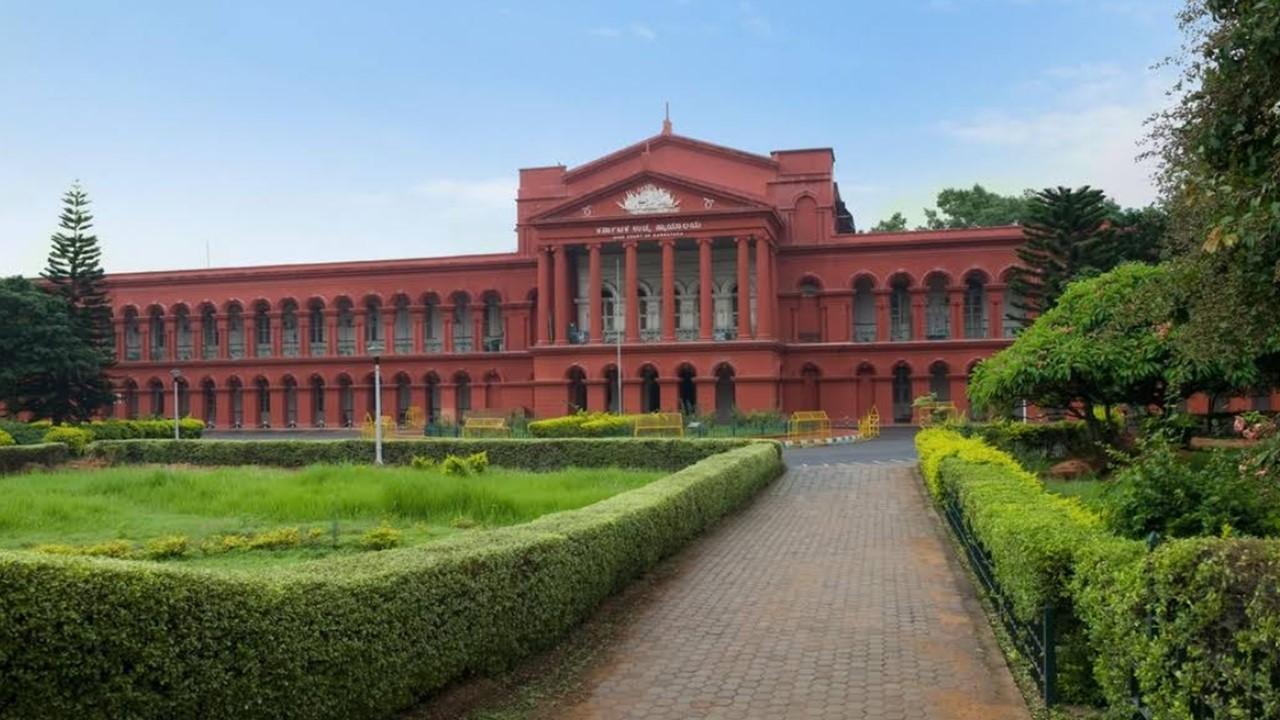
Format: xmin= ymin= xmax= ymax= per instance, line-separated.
xmin=0 ymin=463 xmax=662 ymax=567
xmin=1042 ymin=477 xmax=1107 ymax=513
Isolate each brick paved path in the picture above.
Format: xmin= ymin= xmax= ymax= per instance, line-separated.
xmin=552 ymin=462 xmax=1029 ymax=720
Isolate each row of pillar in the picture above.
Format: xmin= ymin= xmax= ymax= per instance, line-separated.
xmin=536 ymin=236 xmax=775 ymax=345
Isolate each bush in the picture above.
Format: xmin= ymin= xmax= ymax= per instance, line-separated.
xmin=0 ymin=420 xmax=47 ymax=445
xmin=0 ymin=430 xmax=12 ymax=447
xmin=42 ymin=426 xmax=94 ymax=455
xmin=0 ymin=442 xmax=71 ymax=474
xmin=465 ymin=451 xmax=488 ymax=474
xmin=1103 ymin=439 xmax=1280 ymax=539
xmin=357 ymin=525 xmax=402 ymax=551
xmin=87 ymin=438 xmax=752 ymax=472
xmin=0 ymin=441 xmax=782 ymax=720
xmin=527 ymin=412 xmax=635 ymax=438
xmin=956 ymin=419 xmax=1102 ymax=463
xmin=143 ymin=536 xmax=190 ymax=560
xmin=440 ymin=455 xmax=471 ymax=476
xmin=410 ymin=455 xmax=436 ymax=470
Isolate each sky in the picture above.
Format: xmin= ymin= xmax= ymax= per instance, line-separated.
xmin=1 ymin=0 xmax=1184 ymax=276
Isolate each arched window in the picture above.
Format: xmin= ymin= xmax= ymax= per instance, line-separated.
xmin=226 ymin=303 xmax=246 ymax=359
xmin=254 ymin=377 xmax=271 ymax=427
xmin=423 ymin=295 xmax=442 ymax=352
xmin=281 ymin=300 xmax=300 ymax=357
xmin=338 ymin=375 xmax=354 ymax=427
xmin=308 ymin=300 xmax=326 ymax=354
xmin=310 ymin=376 xmax=326 ymax=427
xmin=454 ymin=372 xmax=471 ymax=420
xmin=929 ymin=362 xmax=951 ymax=401
xmin=452 ymin=293 xmax=472 ymax=352
xmin=200 ymin=304 xmax=218 ymax=359
xmin=123 ymin=308 xmax=142 ymax=361
xmin=892 ymin=365 xmax=913 ymax=423
xmin=638 ymin=283 xmax=659 ymax=340
xmin=228 ymin=378 xmax=244 ymax=428
xmin=675 ymin=283 xmax=697 ymax=340
xmin=201 ymin=379 xmax=216 ymax=426
xmin=714 ymin=282 xmax=737 ymax=339
xmin=482 ymin=293 xmax=503 ymax=351
xmin=800 ymin=364 xmax=820 ymax=410
xmin=123 ymin=379 xmax=139 ymax=419
xmin=964 ymin=274 xmax=988 ymax=339
xmin=393 ymin=296 xmax=411 ymax=354
xmin=567 ymin=367 xmax=587 ymax=413
xmin=175 ymin=378 xmax=190 ymax=418
xmin=677 ymin=364 xmax=697 ymax=414
xmin=395 ymin=373 xmax=412 ymax=425
xmin=889 ymin=276 xmax=912 ymax=341
xmin=336 ymin=299 xmax=355 ymax=355
xmin=1004 ymin=282 xmax=1029 ymax=337
xmin=424 ymin=373 xmax=441 ymax=424
xmin=148 ymin=378 xmax=165 ymax=417
xmin=174 ymin=306 xmax=192 ymax=360
xmin=603 ymin=365 xmax=620 ymax=413
xmin=714 ymin=364 xmax=736 ymax=421
xmin=283 ymin=377 xmax=298 ymax=427
xmin=925 ymin=275 xmax=950 ymax=340
xmin=253 ymin=301 xmax=272 ymax=357
xmin=364 ymin=298 xmax=383 ymax=352
xmin=853 ymin=277 xmax=876 ymax=342
xmin=640 ymin=365 xmax=660 ymax=413
xmin=602 ymin=286 xmax=620 ymax=341
xmin=148 ymin=307 xmax=166 ymax=361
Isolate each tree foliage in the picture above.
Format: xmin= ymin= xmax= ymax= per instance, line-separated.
xmin=870 ymin=211 xmax=909 ymax=232
xmin=923 ymin=184 xmax=1029 ymax=229
xmin=41 ymin=183 xmax=113 ymax=356
xmin=968 ymin=264 xmax=1182 ymax=442
xmin=0 ymin=277 xmax=115 ymax=423
xmin=1007 ymin=186 xmax=1118 ymax=315
xmin=1151 ymin=0 xmax=1280 ymax=382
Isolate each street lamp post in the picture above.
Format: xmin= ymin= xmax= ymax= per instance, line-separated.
xmin=373 ymin=355 xmax=383 ymax=465
xmin=169 ymin=368 xmax=182 ymax=440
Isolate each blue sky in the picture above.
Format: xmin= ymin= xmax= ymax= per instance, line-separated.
xmin=1 ymin=0 xmax=1182 ymax=275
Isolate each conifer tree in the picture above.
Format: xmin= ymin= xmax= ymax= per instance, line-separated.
xmin=42 ymin=182 xmax=113 ymax=357
xmin=1006 ymin=186 xmax=1113 ymax=319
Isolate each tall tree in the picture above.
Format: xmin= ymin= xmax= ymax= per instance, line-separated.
xmin=41 ymin=182 xmax=113 ymax=356
xmin=923 ymin=184 xmax=1029 ymax=229
xmin=0 ymin=277 xmax=115 ymax=423
xmin=1148 ymin=0 xmax=1280 ymax=389
xmin=1006 ymin=186 xmax=1114 ymax=317
xmin=870 ymin=212 xmax=909 ymax=232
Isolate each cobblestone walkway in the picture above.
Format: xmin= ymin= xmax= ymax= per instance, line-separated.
xmin=552 ymin=462 xmax=1029 ymax=720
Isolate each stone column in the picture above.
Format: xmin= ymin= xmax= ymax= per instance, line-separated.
xmin=325 ymin=310 xmax=338 ymax=356
xmin=911 ymin=290 xmax=926 ymax=341
xmin=140 ymin=323 xmax=151 ymax=362
xmin=354 ymin=309 xmax=367 ymax=355
xmin=624 ymin=241 xmax=640 ymax=343
xmin=586 ymin=380 xmax=606 ymax=413
xmin=270 ymin=312 xmax=283 ymax=357
xmin=983 ymin=289 xmax=1003 ymax=338
xmin=698 ymin=238 xmax=713 ymax=340
xmin=114 ymin=319 xmax=126 ymax=361
xmin=949 ymin=288 xmax=965 ymax=340
xmin=661 ymin=239 xmax=676 ymax=341
xmin=297 ymin=382 xmax=314 ymax=428
xmin=873 ymin=290 xmax=890 ymax=342
xmin=215 ymin=388 xmax=233 ymax=428
xmin=384 ymin=313 xmax=395 ymax=355
xmin=191 ymin=317 xmax=204 ymax=360
xmin=735 ymin=237 xmax=751 ymax=339
xmin=588 ymin=242 xmax=603 ymax=343
xmin=755 ymin=239 xmax=773 ymax=338
xmin=323 ymin=383 xmax=339 ymax=428
xmin=553 ymin=245 xmax=571 ymax=345
xmin=216 ymin=316 xmax=229 ymax=359
xmin=442 ymin=306 xmax=454 ymax=353
xmin=536 ymin=246 xmax=551 ymax=345
xmin=298 ymin=312 xmax=310 ymax=357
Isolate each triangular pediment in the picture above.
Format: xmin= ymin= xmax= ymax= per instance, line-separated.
xmin=531 ymin=171 xmax=773 ymax=224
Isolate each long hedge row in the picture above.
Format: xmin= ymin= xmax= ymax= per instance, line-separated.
xmin=0 ymin=442 xmax=70 ymax=475
xmin=918 ymin=428 xmax=1280 ymax=717
xmin=87 ymin=437 xmax=751 ymax=472
xmin=0 ymin=440 xmax=783 ymax=720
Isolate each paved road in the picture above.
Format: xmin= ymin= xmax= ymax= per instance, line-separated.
xmin=547 ymin=439 xmax=1028 ymax=720
xmin=785 ymin=428 xmax=919 ymax=466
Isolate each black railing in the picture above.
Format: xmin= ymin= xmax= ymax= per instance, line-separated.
xmin=943 ymin=489 xmax=1058 ymax=706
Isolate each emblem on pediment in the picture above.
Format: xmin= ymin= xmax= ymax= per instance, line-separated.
xmin=617 ymin=183 xmax=680 ymax=215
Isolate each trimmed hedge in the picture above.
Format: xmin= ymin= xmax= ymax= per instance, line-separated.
xmin=920 ymin=428 xmax=1280 ymax=716
xmin=527 ymin=412 xmax=636 ymax=438
xmin=0 ymin=443 xmax=71 ymax=475
xmin=0 ymin=441 xmax=782 ymax=720
xmin=87 ymin=437 xmax=748 ymax=472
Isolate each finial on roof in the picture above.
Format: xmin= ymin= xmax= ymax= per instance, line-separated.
xmin=661 ymin=101 xmax=672 ymax=135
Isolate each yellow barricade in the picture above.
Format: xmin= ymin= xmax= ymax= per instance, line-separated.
xmin=360 ymin=413 xmax=396 ymax=440
xmin=633 ymin=412 xmax=684 ymax=438
xmin=788 ymin=410 xmax=831 ymax=441
xmin=462 ymin=416 xmax=511 ymax=438
xmin=858 ymin=407 xmax=881 ymax=439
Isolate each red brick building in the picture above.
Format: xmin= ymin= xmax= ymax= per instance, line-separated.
xmin=105 ymin=124 xmax=1029 ymax=428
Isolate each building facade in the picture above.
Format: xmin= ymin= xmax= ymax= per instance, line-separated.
xmin=105 ymin=124 xmax=1029 ymax=428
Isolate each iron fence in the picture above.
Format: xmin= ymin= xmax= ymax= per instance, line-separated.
xmin=943 ymin=489 xmax=1059 ymax=707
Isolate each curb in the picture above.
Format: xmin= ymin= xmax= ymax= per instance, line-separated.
xmin=780 ymin=434 xmax=861 ymax=449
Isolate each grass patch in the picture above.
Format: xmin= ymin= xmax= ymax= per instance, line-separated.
xmin=0 ymin=463 xmax=662 ymax=567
